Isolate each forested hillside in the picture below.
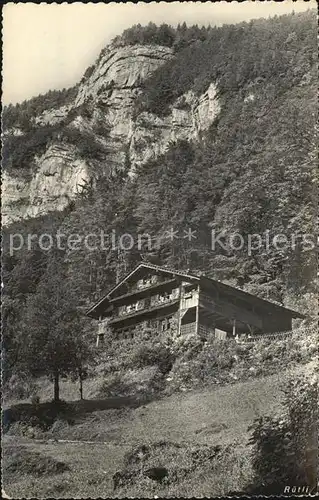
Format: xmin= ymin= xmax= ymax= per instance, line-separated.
xmin=2 ymin=10 xmax=317 ymax=389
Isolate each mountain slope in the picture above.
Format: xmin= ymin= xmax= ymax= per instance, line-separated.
xmin=2 ymin=42 xmax=220 ymax=224
xmin=2 ymin=11 xmax=317 ymax=388
xmin=3 ymin=11 xmax=316 ymax=226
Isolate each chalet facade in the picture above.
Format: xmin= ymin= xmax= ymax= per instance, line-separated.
xmin=86 ymin=263 xmax=304 ymax=346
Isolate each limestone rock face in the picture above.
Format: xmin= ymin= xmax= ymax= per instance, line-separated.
xmin=29 ymin=144 xmax=90 ymax=213
xmin=130 ymin=83 xmax=220 ymax=171
xmin=3 ymin=43 xmax=221 ymax=225
xmin=34 ymin=105 xmax=71 ymax=127
xmin=75 ymin=44 xmax=173 ymax=105
xmin=2 ymin=145 xmax=90 ymax=225
xmin=2 ymin=172 xmax=31 ymax=225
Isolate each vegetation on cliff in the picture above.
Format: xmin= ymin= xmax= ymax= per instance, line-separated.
xmin=137 ymin=11 xmax=316 ymax=114
xmin=3 ymin=86 xmax=78 ymax=132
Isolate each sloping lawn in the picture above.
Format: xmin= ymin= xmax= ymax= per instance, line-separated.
xmin=3 ymin=371 xmax=288 ymax=498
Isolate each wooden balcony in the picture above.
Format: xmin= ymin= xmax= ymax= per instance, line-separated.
xmin=98 ymin=319 xmax=109 ymax=335
xmin=180 ymin=290 xmax=199 ymax=309
xmin=108 ymin=299 xmax=180 ymax=326
xmin=116 ymin=287 xmax=180 ymax=319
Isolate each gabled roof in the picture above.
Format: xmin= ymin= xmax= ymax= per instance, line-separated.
xmin=108 ymin=263 xmax=199 ymax=297
xmin=86 ymin=262 xmax=305 ymax=319
xmin=199 ymin=276 xmax=304 ymax=318
xmin=86 ymin=263 xmax=198 ymax=317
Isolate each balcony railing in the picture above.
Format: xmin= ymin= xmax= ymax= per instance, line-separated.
xmin=109 ymin=298 xmax=179 ymax=325
xmin=118 ymin=300 xmax=145 ymax=317
xmin=236 ymin=330 xmax=293 ymax=343
xmin=150 ymin=294 xmax=176 ymax=308
xmin=117 ymin=288 xmax=180 ymax=317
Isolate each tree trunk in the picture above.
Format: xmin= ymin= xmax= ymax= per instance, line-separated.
xmin=79 ymin=368 xmax=83 ymax=400
xmin=53 ymin=370 xmax=60 ymax=402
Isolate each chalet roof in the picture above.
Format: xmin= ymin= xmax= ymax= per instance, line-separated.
xmin=86 ymin=263 xmax=305 ymax=319
xmin=86 ymin=263 xmax=199 ymax=317
xmin=198 ymin=276 xmax=304 ymax=318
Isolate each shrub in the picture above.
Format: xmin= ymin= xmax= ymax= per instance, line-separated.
xmin=98 ymin=365 xmax=164 ymax=398
xmin=3 ymin=400 xmax=72 ymax=432
xmin=247 ymin=371 xmax=317 ymax=495
xmin=6 ymin=421 xmax=44 ymax=439
xmin=82 ymin=64 xmax=95 ymax=81
xmin=3 ymin=375 xmax=38 ymax=401
xmin=131 ymin=343 xmax=175 ymax=374
xmin=3 ymin=445 xmax=70 ymax=476
xmin=98 ymin=373 xmax=126 ymax=398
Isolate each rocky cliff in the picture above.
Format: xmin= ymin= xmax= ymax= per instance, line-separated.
xmin=3 ymin=43 xmax=221 ymax=225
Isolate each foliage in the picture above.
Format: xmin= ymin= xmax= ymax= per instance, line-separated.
xmin=137 ymin=11 xmax=317 ymax=115
xmin=3 ymin=399 xmax=73 ymax=432
xmin=15 ymin=249 xmax=94 ymax=401
xmin=112 ymin=439 xmax=252 ymax=498
xmin=112 ymin=22 xmax=198 ymax=49
xmin=131 ymin=342 xmax=175 ymax=374
xmin=82 ymin=64 xmax=95 ymax=82
xmin=166 ymin=329 xmax=316 ymax=392
xmin=3 ymin=86 xmax=78 ymax=131
xmin=2 ymin=119 xmax=109 ymax=176
xmin=98 ymin=366 xmax=163 ymax=398
xmin=3 ymin=445 xmax=70 ymax=476
xmin=247 ymin=371 xmax=317 ymax=495
xmin=98 ymin=373 xmax=127 ymax=398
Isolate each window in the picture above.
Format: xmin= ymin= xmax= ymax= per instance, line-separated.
xmin=135 ymin=300 xmax=144 ymax=310
xmin=151 ymin=294 xmax=159 ymax=305
xmin=159 ymin=291 xmax=170 ymax=303
xmin=137 ymin=278 xmax=150 ymax=288
xmin=171 ymin=288 xmax=179 ymax=299
xmin=119 ymin=305 xmax=126 ymax=316
xmin=138 ymin=277 xmax=152 ymax=288
xmin=96 ymin=333 xmax=104 ymax=347
xmin=161 ymin=317 xmax=172 ymax=331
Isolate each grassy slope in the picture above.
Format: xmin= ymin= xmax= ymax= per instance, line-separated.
xmin=3 ymin=370 xmax=292 ymax=498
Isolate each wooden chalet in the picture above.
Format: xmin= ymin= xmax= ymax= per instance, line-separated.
xmin=86 ymin=263 xmax=304 ymax=346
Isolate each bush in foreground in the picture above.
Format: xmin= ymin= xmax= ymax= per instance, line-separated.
xmin=3 ymin=445 xmax=70 ymax=477
xmin=246 ymin=370 xmax=317 ymax=495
